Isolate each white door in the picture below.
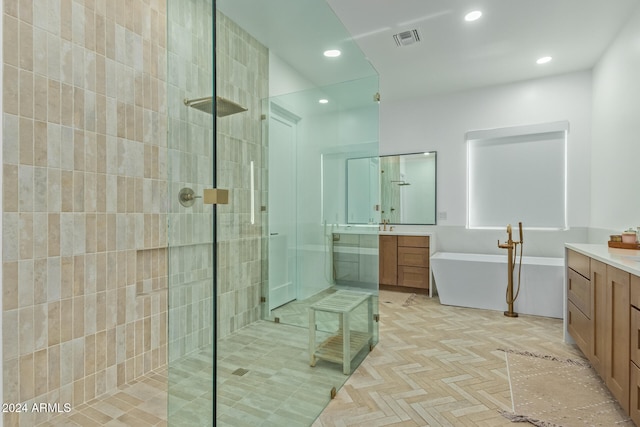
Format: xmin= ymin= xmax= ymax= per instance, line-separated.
xmin=268 ymin=108 xmax=298 ymax=310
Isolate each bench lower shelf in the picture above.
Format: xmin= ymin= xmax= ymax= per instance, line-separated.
xmin=311 ymin=331 xmax=372 ymax=371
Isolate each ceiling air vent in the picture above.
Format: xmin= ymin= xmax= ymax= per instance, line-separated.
xmin=393 ymin=29 xmax=420 ymax=47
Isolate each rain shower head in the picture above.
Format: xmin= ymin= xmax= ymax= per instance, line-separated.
xmin=183 ymin=96 xmax=248 ymax=117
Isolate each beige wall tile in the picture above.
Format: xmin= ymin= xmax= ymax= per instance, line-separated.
xmin=47 ymin=301 xmax=61 ymax=347
xmin=4 ymin=0 xmax=173 ymax=415
xmin=3 ymin=164 xmax=18 ymax=212
xmin=18 ymin=260 xmax=34 ymax=310
xmin=3 ymin=262 xmax=19 ymax=311
xmin=33 ymin=75 xmax=48 ymax=122
xmin=73 ymin=295 xmax=85 ymax=339
xmin=20 ymin=354 xmax=35 ymax=401
xmin=33 ymin=258 xmax=47 ymax=304
xmin=60 ymin=298 xmax=72 ymax=343
xmin=19 ymin=117 xmax=34 ymax=166
xmin=60 ymin=83 xmax=73 ymax=126
xmin=3 ymin=310 xmax=19 ymax=360
xmin=19 ymin=0 xmax=32 ymax=24
xmin=59 ymin=341 xmax=73 ymax=386
xmin=47 ymin=79 xmax=61 ymax=124
xmin=33 ymin=304 xmax=49 ymax=350
xmin=48 ymin=344 xmax=61 ymax=391
xmin=19 ymin=21 xmax=33 ymax=72
xmin=33 ymin=348 xmax=48 ymax=397
xmin=48 ymin=213 xmax=60 ymax=257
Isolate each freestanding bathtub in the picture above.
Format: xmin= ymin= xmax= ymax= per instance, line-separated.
xmin=430 ymin=252 xmax=564 ymax=318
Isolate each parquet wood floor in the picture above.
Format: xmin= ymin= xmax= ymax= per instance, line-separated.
xmin=313 ymin=290 xmax=582 ymax=427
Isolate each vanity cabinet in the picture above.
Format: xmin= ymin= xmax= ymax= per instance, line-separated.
xmin=565 ymin=246 xmax=640 ymax=417
xmin=604 ymin=265 xmax=630 ymax=412
xmin=566 ymin=250 xmax=592 ymax=356
xmin=590 ymin=259 xmax=607 ymax=376
xmin=379 ymin=235 xmax=397 ymax=286
xmin=630 ymin=274 xmax=640 ymax=425
xmin=379 ymin=235 xmax=430 ymax=291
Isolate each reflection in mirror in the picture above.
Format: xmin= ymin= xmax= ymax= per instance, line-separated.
xmin=346 ymin=151 xmax=436 ymax=225
xmin=345 ymin=152 xmax=437 ymax=225
xmin=346 ymin=157 xmax=380 ymax=224
xmin=379 ymin=152 xmax=437 ymax=225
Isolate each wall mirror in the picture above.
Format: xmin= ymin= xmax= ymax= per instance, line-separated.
xmin=346 ymin=152 xmax=437 ymax=225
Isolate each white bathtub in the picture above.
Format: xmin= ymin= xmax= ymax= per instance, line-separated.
xmin=430 ymin=252 xmax=564 ymax=318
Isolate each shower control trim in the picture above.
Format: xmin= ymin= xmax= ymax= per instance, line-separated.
xmin=179 ymin=187 xmax=230 ymax=207
xmin=178 ymin=187 xmax=201 ymax=207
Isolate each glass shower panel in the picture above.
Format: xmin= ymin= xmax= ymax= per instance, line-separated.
xmin=264 ymin=74 xmax=380 ymax=346
xmin=166 ymin=0 xmax=215 ymax=425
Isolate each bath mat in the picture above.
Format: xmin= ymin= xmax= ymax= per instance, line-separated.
xmin=500 ymin=348 xmax=633 ymax=426
xmin=402 ymin=293 xmax=417 ymax=307
xmin=380 ymin=290 xmax=415 ymax=306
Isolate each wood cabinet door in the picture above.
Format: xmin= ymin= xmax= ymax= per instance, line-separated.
xmin=605 ymin=265 xmax=630 ymax=413
xmin=567 ymin=268 xmax=591 ymax=317
xmin=379 ymin=235 xmax=397 ymax=286
xmin=397 ymin=247 xmax=429 ymax=268
xmin=590 ymin=259 xmax=607 ymax=376
xmin=631 ymin=361 xmax=640 ymax=426
xmin=397 ymin=235 xmax=429 ymax=248
xmin=632 ymin=308 xmax=640 ymax=369
xmin=398 ymin=266 xmax=428 ymax=289
xmin=568 ymin=300 xmax=591 ymax=355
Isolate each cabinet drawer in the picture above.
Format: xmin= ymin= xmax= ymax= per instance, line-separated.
xmin=568 ymin=300 xmax=591 ymax=356
xmin=567 ymin=268 xmax=591 ymax=318
xmin=398 ymin=247 xmax=429 ymax=268
xmin=631 ymin=274 xmax=640 ymax=310
xmin=398 ymin=266 xmax=428 ymax=289
xmin=632 ymin=307 xmax=640 ymax=368
xmin=567 ymin=249 xmax=590 ymax=279
xmin=631 ymin=360 xmax=640 ymax=426
xmin=398 ymin=235 xmax=429 ymax=248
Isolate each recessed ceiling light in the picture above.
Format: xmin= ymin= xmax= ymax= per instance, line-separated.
xmin=319 ymin=99 xmax=329 ymax=104
xmin=536 ymin=56 xmax=552 ymax=64
xmin=323 ymin=49 xmax=341 ymax=58
xmin=464 ymin=11 xmax=482 ymax=22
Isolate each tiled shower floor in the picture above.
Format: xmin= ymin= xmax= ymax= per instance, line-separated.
xmin=40 ymin=369 xmax=168 ymax=426
xmin=37 ymin=319 xmax=356 ymax=426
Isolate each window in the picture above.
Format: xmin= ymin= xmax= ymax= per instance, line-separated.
xmin=466 ymin=121 xmax=568 ymax=230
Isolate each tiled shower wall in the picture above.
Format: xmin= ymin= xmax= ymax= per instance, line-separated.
xmin=166 ymin=0 xmax=215 ymax=361
xmin=216 ymin=12 xmax=268 ymax=338
xmin=2 ymin=0 xmax=168 ymax=425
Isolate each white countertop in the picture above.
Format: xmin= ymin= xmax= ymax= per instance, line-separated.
xmin=332 ymin=228 xmax=432 ymax=236
xmin=565 ymin=243 xmax=640 ymax=276
xmin=332 ymin=227 xmax=377 ymax=235
xmin=378 ymin=230 xmax=432 ymax=236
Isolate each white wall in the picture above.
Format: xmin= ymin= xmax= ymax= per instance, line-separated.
xmin=590 ymin=4 xmax=640 ymax=232
xmin=269 ymin=52 xmax=315 ymax=97
xmin=379 ymin=71 xmax=594 ymax=257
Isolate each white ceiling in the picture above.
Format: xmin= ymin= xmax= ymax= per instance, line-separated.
xmin=219 ymin=0 xmax=639 ymax=102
